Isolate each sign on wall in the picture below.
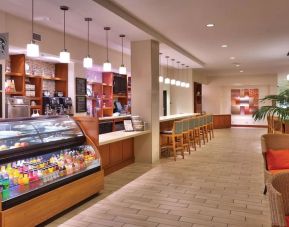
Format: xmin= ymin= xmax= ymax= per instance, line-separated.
xmin=231 ymin=89 xmax=259 ymax=115
xmin=0 ymin=33 xmax=9 ymax=59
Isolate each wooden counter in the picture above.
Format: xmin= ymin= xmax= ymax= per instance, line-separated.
xmin=99 ymin=114 xmax=131 ymax=121
xmin=160 ymin=113 xmax=199 ymax=131
xmin=98 ymin=130 xmax=151 ymax=175
xmin=213 ymin=114 xmax=231 ymax=128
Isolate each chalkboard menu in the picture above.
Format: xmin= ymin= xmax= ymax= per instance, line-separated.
xmin=76 ymin=96 xmax=87 ymax=113
xmin=75 ymin=78 xmax=87 ymax=96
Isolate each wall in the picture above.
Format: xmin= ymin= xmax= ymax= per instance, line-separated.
xmin=202 ymin=74 xmax=277 ymax=125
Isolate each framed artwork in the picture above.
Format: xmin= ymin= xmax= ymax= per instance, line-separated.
xmin=231 ymin=89 xmax=259 ymax=115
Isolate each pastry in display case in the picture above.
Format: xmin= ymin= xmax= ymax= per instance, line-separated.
xmin=0 ymin=116 xmax=104 ymax=227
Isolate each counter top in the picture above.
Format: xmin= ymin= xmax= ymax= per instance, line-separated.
xmin=159 ymin=113 xmax=199 ymax=122
xmin=99 ymin=130 xmax=151 ymax=146
xmin=99 ymin=115 xmax=131 ymax=121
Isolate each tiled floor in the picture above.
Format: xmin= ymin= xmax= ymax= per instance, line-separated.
xmin=46 ymin=128 xmax=270 ymax=227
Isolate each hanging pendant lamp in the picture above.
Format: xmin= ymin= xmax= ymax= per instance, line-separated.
xmin=119 ymin=34 xmax=126 ymax=74
xmin=83 ymin=17 xmax=93 ymax=68
xmin=185 ymin=66 xmax=190 ymax=88
xmin=175 ymin=61 xmax=181 ymax=87
xmin=164 ymin=56 xmax=170 ymax=84
xmin=59 ymin=6 xmax=70 ymax=63
xmin=159 ymin=53 xmax=164 ymax=83
xmin=103 ymin=27 xmax=112 ymax=72
xmin=170 ymin=59 xmax=176 ymax=85
xmin=181 ymin=63 xmax=186 ymax=87
xmin=27 ymin=0 xmax=39 ymax=57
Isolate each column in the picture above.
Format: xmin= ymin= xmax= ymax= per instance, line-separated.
xmin=131 ymin=40 xmax=160 ymax=163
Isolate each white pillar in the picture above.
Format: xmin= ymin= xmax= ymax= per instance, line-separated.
xmin=131 ymin=40 xmax=160 ymax=163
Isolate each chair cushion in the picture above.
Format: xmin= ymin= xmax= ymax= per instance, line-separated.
xmin=269 ymin=169 xmax=289 ymax=174
xmin=266 ymin=149 xmax=289 ymax=170
xmin=285 ymin=216 xmax=289 ymax=226
xmin=160 ymin=130 xmax=172 ymax=134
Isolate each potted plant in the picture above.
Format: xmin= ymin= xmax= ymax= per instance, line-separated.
xmin=253 ymin=89 xmax=289 ymax=121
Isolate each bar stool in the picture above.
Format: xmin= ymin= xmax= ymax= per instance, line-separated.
xmin=182 ymin=118 xmax=191 ymax=154
xmin=160 ymin=120 xmax=184 ymax=161
xmin=199 ymin=116 xmax=208 ymax=145
xmin=194 ymin=116 xmax=202 ymax=148
xmin=188 ymin=117 xmax=197 ymax=151
xmin=207 ymin=114 xmax=214 ymax=139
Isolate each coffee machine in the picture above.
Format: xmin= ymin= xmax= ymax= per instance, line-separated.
xmin=43 ymin=96 xmax=73 ymax=115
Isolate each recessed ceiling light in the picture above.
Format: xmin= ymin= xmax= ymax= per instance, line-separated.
xmin=240 ymin=70 xmax=244 ymax=73
xmin=233 ymin=63 xmax=240 ymax=67
xmin=34 ymin=16 xmax=50 ymax=21
xmin=230 ymin=56 xmax=235 ymax=60
xmin=206 ymin=23 xmax=215 ymax=27
xmin=221 ymin=44 xmax=228 ymax=48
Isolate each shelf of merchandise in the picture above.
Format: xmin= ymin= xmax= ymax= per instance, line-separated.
xmin=5 ymin=54 xmax=68 ymax=115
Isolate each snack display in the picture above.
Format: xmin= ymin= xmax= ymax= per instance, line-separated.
xmin=0 ymin=145 xmax=99 ymax=201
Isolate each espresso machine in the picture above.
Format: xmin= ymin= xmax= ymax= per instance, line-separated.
xmin=43 ymin=96 xmax=73 ymax=115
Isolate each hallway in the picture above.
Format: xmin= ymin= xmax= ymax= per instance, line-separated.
xmin=47 ymin=128 xmax=270 ymax=227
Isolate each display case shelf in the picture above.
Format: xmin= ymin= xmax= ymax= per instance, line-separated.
xmin=5 ymin=91 xmax=23 ymax=95
xmin=5 ymin=72 xmax=23 ymax=77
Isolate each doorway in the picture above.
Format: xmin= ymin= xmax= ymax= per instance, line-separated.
xmin=163 ymin=90 xmax=167 ymax=116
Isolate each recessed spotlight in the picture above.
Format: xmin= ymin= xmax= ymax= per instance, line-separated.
xmin=221 ymin=44 xmax=228 ymax=48
xmin=230 ymin=57 xmax=235 ymax=60
xmin=206 ymin=23 xmax=215 ymax=27
xmin=240 ymin=70 xmax=244 ymax=73
xmin=34 ymin=16 xmax=50 ymax=21
xmin=233 ymin=63 xmax=240 ymax=67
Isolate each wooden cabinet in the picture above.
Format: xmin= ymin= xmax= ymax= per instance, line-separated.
xmin=213 ymin=114 xmax=231 ymax=128
xmin=98 ymin=138 xmax=134 ymax=175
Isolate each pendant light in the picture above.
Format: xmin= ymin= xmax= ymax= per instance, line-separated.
xmin=159 ymin=53 xmax=164 ymax=83
xmin=27 ymin=0 xmax=39 ymax=57
xmin=185 ymin=65 xmax=190 ymax=88
xmin=119 ymin=34 xmax=126 ymax=74
xmin=83 ymin=17 xmax=93 ymax=68
xmin=181 ymin=63 xmax=186 ymax=87
xmin=59 ymin=6 xmax=70 ymax=63
xmin=103 ymin=27 xmax=112 ymax=72
xmin=175 ymin=61 xmax=181 ymax=86
xmin=164 ymin=56 xmax=170 ymax=84
xmin=170 ymin=59 xmax=176 ymax=85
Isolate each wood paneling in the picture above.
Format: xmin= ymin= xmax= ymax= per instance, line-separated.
xmin=99 ymin=144 xmax=110 ymax=168
xmin=0 ymin=171 xmax=104 ymax=227
xmin=98 ymin=138 xmax=134 ymax=175
xmin=109 ymin=141 xmax=123 ymax=165
xmin=213 ymin=114 xmax=231 ymax=129
xmin=122 ymin=139 xmax=134 ymax=161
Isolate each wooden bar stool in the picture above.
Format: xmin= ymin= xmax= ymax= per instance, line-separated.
xmin=199 ymin=116 xmax=208 ymax=145
xmin=194 ymin=116 xmax=202 ymax=148
xmin=208 ymin=114 xmax=214 ymax=139
xmin=188 ymin=117 xmax=197 ymax=151
xmin=182 ymin=118 xmax=191 ymax=154
xmin=160 ymin=120 xmax=184 ymax=161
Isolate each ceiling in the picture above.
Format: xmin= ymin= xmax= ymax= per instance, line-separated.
xmin=1 ymin=0 xmax=289 ymax=76
xmin=111 ymin=0 xmax=289 ymax=76
xmin=0 ymin=0 xmax=200 ymax=67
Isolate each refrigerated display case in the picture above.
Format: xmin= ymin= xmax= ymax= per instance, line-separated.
xmin=0 ymin=115 xmax=104 ymax=227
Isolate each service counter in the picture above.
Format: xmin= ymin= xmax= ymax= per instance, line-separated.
xmin=98 ymin=130 xmax=151 ymax=175
xmin=160 ymin=113 xmax=199 ymax=131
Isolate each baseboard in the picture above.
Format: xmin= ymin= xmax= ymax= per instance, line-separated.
xmin=231 ymin=124 xmax=267 ymax=128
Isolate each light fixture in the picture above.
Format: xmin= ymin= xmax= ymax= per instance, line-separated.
xmin=170 ymin=59 xmax=176 ymax=85
xmin=159 ymin=53 xmax=163 ymax=83
xmin=83 ymin=17 xmax=93 ymax=68
xmin=230 ymin=56 xmax=235 ymax=60
xmin=233 ymin=63 xmax=241 ymax=67
xmin=118 ymin=34 xmax=127 ymax=74
xmin=103 ymin=27 xmax=112 ymax=72
xmin=221 ymin=44 xmax=228 ymax=48
xmin=176 ymin=61 xmax=181 ymax=86
xmin=164 ymin=56 xmax=170 ymax=84
xmin=206 ymin=23 xmax=215 ymax=27
xmin=27 ymin=0 xmax=39 ymax=57
xmin=240 ymin=70 xmax=244 ymax=73
xmin=59 ymin=6 xmax=70 ymax=63
xmin=185 ymin=66 xmax=190 ymax=88
xmin=181 ymin=63 xmax=186 ymax=87
xmin=287 ymin=74 xmax=289 ymax=81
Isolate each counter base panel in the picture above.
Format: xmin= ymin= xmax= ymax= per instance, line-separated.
xmin=0 ymin=170 xmax=104 ymax=227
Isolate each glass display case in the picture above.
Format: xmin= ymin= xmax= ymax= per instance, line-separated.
xmin=0 ymin=116 xmax=101 ymax=210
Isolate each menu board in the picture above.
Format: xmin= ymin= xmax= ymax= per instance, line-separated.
xmin=76 ymin=96 xmax=87 ymax=113
xmin=75 ymin=78 xmax=87 ymax=96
